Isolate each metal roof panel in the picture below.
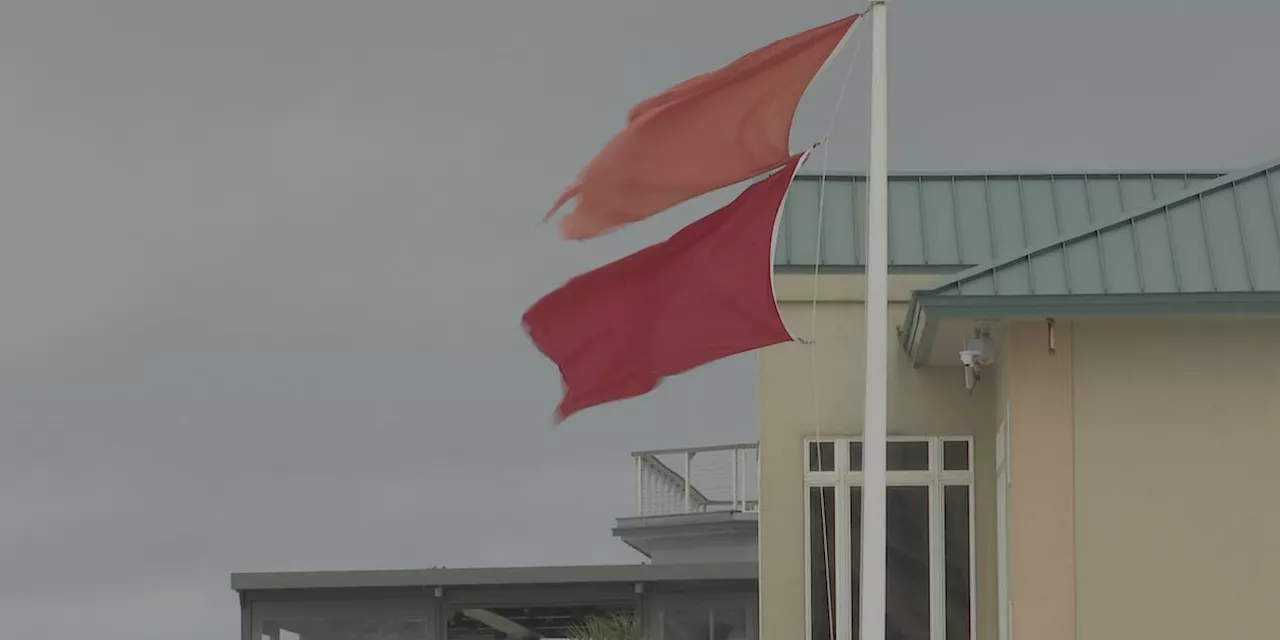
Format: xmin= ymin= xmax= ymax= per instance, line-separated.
xmin=898 ymin=158 xmax=1280 ymax=365
xmin=775 ymin=172 xmax=1223 ymax=268
xmin=920 ymin=157 xmax=1280 ymax=297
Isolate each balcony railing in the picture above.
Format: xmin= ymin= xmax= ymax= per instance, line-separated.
xmin=632 ymin=443 xmax=759 ymax=517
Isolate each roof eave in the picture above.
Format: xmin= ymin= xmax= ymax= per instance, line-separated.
xmin=230 ymin=561 xmax=759 ymax=593
xmin=906 ymin=291 xmax=1280 ymax=362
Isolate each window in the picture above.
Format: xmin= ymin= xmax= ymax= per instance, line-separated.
xmin=254 ymin=600 xmax=436 ymax=640
xmin=652 ymin=593 xmax=757 ymax=640
xmin=805 ymin=436 xmax=975 ymax=640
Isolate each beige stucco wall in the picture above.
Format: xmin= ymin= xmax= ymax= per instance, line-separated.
xmin=1072 ymin=318 xmax=1280 ymax=640
xmin=761 ymin=303 xmax=1280 ymax=640
xmin=1000 ymin=321 xmax=1077 ymax=640
xmin=756 ymin=274 xmax=998 ymax=640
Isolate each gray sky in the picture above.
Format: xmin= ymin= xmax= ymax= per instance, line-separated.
xmin=1 ymin=0 xmax=1276 ymax=637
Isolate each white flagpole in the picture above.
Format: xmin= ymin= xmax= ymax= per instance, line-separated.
xmin=860 ymin=1 xmax=890 ymax=640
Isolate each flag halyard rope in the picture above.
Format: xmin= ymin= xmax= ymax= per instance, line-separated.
xmin=808 ymin=17 xmax=865 ymax=639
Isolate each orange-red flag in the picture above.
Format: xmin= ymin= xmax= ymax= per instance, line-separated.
xmin=523 ymin=153 xmax=808 ymax=422
xmin=545 ymin=14 xmax=858 ymax=240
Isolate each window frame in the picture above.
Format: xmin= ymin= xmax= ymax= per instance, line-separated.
xmin=995 ymin=415 xmax=1012 ymax=640
xmin=803 ymin=435 xmax=976 ymax=640
xmin=251 ymin=598 xmax=443 ymax=640
xmin=650 ymin=591 xmax=759 ymax=640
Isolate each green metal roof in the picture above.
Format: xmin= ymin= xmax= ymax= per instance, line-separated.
xmin=775 ymin=171 xmax=1223 ymax=269
xmin=901 ymin=156 xmax=1280 ymax=364
xmin=922 ymin=158 xmax=1280 ymax=296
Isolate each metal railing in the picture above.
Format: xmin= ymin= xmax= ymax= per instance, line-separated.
xmin=632 ymin=443 xmax=759 ymax=517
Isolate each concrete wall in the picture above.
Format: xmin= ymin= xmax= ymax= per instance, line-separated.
xmin=1072 ymin=318 xmax=1280 ymax=640
xmin=756 ymin=274 xmax=998 ymax=640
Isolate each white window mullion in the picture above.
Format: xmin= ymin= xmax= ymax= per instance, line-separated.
xmin=835 ymin=483 xmax=852 ymax=640
xmin=885 ymin=471 xmax=935 ymax=485
xmin=803 ymin=483 xmax=815 ymax=640
xmin=929 ymin=474 xmax=944 ymax=640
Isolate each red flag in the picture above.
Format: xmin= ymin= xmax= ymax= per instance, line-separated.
xmin=524 ymin=152 xmax=809 ymax=422
xmin=545 ymin=14 xmax=858 ymax=240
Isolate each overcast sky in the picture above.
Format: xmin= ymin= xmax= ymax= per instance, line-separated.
xmin=1 ymin=1 xmax=1277 ymax=637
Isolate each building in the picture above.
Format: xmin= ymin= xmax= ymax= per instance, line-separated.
xmin=759 ymin=157 xmax=1280 ymax=640
xmin=236 ymin=156 xmax=1280 ymax=640
xmin=234 ymin=444 xmax=762 ymax=639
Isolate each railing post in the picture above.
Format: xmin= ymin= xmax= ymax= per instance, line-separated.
xmin=683 ymin=452 xmax=692 ymax=513
xmin=747 ymin=448 xmax=757 ymax=512
xmin=732 ymin=448 xmax=740 ymax=511
xmin=635 ymin=455 xmax=644 ymax=516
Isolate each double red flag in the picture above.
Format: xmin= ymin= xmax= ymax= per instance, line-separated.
xmin=524 ymin=153 xmax=808 ymax=422
xmin=545 ymin=14 xmax=858 ymax=240
xmin=526 ymin=14 xmax=860 ymax=421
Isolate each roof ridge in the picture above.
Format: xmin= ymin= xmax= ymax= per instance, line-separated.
xmin=914 ymin=155 xmax=1280 ymax=295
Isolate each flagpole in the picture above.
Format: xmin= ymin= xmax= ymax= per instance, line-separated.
xmin=860 ymin=1 xmax=889 ymax=640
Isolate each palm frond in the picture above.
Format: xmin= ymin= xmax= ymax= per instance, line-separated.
xmin=566 ymin=611 xmax=643 ymax=640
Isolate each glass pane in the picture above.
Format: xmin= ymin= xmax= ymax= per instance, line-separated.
xmin=810 ymin=441 xmax=836 ymax=472
xmin=809 ymin=486 xmax=837 ymax=640
xmin=851 ymin=442 xmax=931 ymax=471
xmin=943 ymin=440 xmax=970 ymax=471
xmin=662 ymin=609 xmax=710 ymax=640
xmin=710 ymin=606 xmax=750 ymax=640
xmin=849 ymin=487 xmax=863 ymax=640
xmin=945 ymin=486 xmax=973 ymax=640
xmin=264 ymin=617 xmax=429 ymax=640
xmin=448 ymin=605 xmax=633 ymax=639
xmin=887 ymin=485 xmax=931 ymax=640
xmin=887 ymin=441 xmax=929 ymax=471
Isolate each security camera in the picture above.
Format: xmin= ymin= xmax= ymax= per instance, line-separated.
xmin=963 ymin=360 xmax=980 ymax=392
xmin=960 ymin=327 xmax=994 ymax=393
xmin=959 ymin=330 xmax=994 ymax=366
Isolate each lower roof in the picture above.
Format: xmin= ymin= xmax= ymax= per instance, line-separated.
xmin=901 ymin=155 xmax=1280 ymax=364
xmin=231 ymin=561 xmax=757 ymax=592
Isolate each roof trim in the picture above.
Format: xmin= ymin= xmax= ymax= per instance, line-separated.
xmin=913 ymin=155 xmax=1280 ymax=297
xmin=613 ymin=511 xmax=759 ymax=538
xmin=793 ymin=170 xmax=1226 ymax=180
xmin=901 ymin=291 xmax=1280 ymax=366
xmin=927 ymin=291 xmax=1280 ymax=317
xmin=231 ymin=561 xmax=758 ymax=592
xmin=773 ymin=264 xmax=970 ymax=276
